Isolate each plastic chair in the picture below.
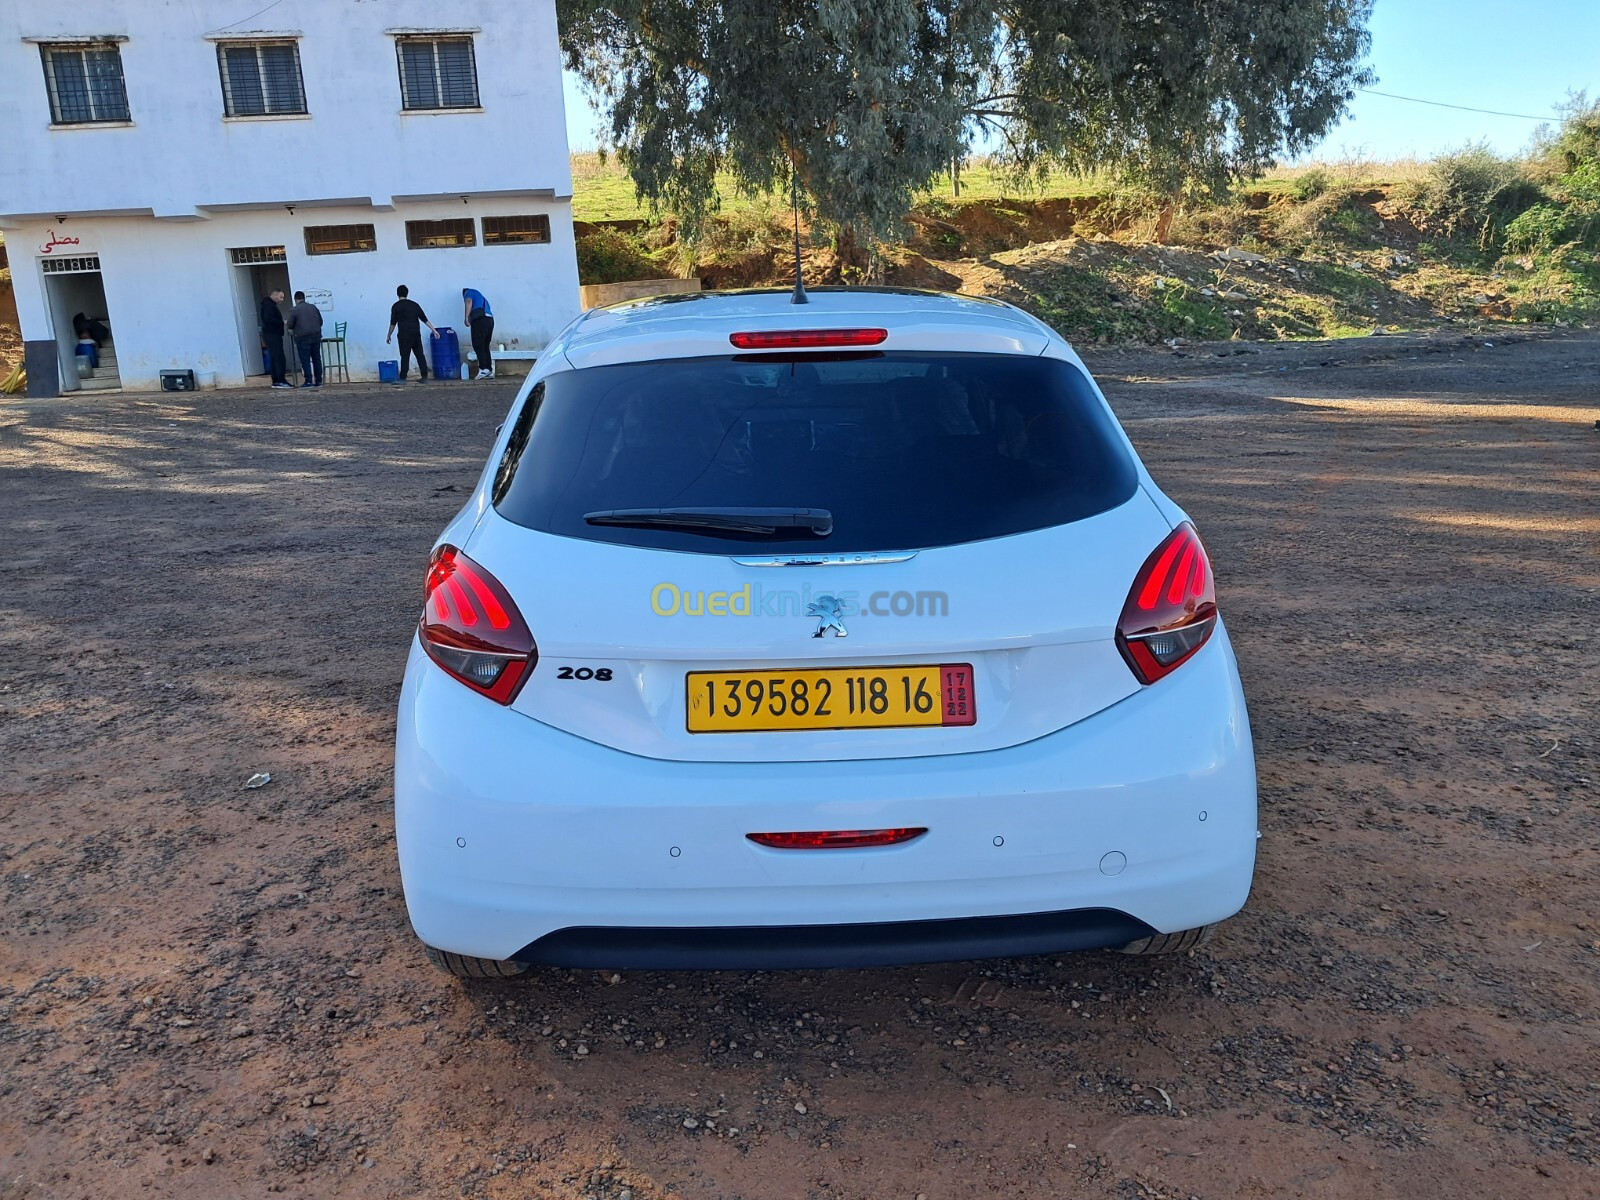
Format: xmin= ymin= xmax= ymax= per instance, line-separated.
xmin=321 ymin=321 xmax=349 ymax=383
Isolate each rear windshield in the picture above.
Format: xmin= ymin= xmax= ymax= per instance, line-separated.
xmin=491 ymin=352 xmax=1138 ymax=554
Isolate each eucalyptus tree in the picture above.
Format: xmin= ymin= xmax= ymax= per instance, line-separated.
xmin=558 ymin=1 xmax=1374 ymax=243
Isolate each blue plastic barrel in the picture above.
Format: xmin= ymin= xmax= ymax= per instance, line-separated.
xmin=377 ymin=359 xmax=400 ymax=383
xmin=431 ymin=327 xmax=460 ymax=381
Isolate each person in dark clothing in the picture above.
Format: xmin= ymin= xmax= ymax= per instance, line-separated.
xmin=386 ymin=285 xmax=439 ymax=381
xmin=462 ymin=287 xmax=494 ymax=379
xmin=259 ymin=289 xmax=290 ymax=388
xmin=287 ymin=291 xmax=325 ymax=388
xmin=72 ymin=312 xmax=111 ymax=346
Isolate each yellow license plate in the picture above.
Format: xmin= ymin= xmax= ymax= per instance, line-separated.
xmin=687 ymin=664 xmax=976 ymax=733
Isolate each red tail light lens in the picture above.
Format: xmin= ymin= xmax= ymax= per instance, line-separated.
xmin=747 ymin=828 xmax=928 ymax=850
xmin=419 ymin=545 xmax=536 ymax=704
xmin=729 ymin=328 xmax=888 ymax=349
xmin=1116 ymin=522 xmax=1218 ymax=684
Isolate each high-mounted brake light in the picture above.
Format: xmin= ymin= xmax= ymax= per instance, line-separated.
xmin=729 ymin=328 xmax=888 ymax=349
xmin=1116 ymin=522 xmax=1218 ymax=684
xmin=747 ymin=828 xmax=927 ymax=850
xmin=419 ymin=545 xmax=537 ymax=704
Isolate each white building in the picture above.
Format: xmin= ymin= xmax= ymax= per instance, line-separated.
xmin=0 ymin=0 xmax=580 ymax=394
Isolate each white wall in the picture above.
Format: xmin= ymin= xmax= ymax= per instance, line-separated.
xmin=7 ymin=200 xmax=580 ymax=389
xmin=0 ymin=0 xmax=572 ymax=220
xmin=1 ymin=0 xmax=581 ymax=391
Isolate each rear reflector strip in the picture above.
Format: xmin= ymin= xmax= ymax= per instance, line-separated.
xmin=747 ymin=828 xmax=928 ymax=850
xmin=729 ymin=328 xmax=888 ymax=349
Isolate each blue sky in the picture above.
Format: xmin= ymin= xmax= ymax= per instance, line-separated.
xmin=562 ymin=1 xmax=1600 ymax=162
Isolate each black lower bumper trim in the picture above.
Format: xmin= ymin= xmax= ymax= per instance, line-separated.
xmin=513 ymin=907 xmax=1156 ymax=970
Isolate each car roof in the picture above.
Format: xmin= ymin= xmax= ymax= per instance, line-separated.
xmin=559 ymin=286 xmax=1062 ymax=369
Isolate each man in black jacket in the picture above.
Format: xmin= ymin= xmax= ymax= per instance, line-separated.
xmin=386 ymin=285 xmax=438 ymax=381
xmin=259 ymin=289 xmax=290 ymax=388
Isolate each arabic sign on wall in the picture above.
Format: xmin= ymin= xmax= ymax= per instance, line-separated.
xmin=40 ymin=229 xmax=85 ymax=254
xmin=302 ymin=288 xmax=333 ymax=313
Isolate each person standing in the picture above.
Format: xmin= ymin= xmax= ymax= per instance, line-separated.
xmin=259 ymin=288 xmax=291 ymax=388
xmin=462 ymin=287 xmax=494 ymax=379
xmin=386 ymin=285 xmax=438 ymax=381
xmin=287 ymin=290 xmax=325 ymax=389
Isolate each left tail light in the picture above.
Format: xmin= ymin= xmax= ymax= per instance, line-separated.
xmin=1116 ymin=522 xmax=1218 ymax=684
xmin=419 ymin=545 xmax=536 ymax=704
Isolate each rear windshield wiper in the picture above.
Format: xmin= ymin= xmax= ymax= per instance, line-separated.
xmin=583 ymin=507 xmax=833 ymax=537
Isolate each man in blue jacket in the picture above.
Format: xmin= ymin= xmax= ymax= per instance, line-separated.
xmin=462 ymin=287 xmax=494 ymax=379
xmin=259 ymin=289 xmax=290 ymax=388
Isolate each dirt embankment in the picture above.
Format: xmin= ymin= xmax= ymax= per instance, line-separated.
xmin=611 ymin=187 xmax=1561 ymax=346
xmin=2 ymin=331 xmax=1598 ymax=1198
xmin=0 ymin=235 xmax=21 ymax=375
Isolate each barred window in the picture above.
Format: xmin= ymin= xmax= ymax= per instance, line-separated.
xmin=218 ymin=41 xmax=306 ymax=117
xmin=304 ymin=224 xmax=377 ymax=255
xmin=41 ymin=255 xmax=103 ymax=274
xmin=396 ymin=36 xmax=479 ymax=110
xmin=40 ymin=43 xmax=130 ymax=125
xmin=228 ymin=245 xmax=287 ymax=265
xmin=482 ymin=215 xmax=551 ymax=246
xmin=405 ymin=219 xmax=476 ymax=249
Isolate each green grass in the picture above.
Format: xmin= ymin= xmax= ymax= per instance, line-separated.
xmin=571 ymin=154 xmax=658 ymax=223
xmin=570 ymin=153 xmax=1109 ymax=224
xmin=918 ymin=162 xmax=1110 ymax=203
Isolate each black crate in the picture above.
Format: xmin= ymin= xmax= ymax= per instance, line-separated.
xmin=160 ymin=369 xmax=196 ymax=392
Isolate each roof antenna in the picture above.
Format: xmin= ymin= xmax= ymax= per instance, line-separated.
xmin=789 ymin=138 xmax=808 ymax=305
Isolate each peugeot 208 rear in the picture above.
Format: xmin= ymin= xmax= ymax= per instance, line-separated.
xmin=395 ymin=288 xmax=1256 ymax=977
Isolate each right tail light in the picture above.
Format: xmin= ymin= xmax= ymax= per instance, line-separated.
xmin=419 ymin=545 xmax=536 ymax=704
xmin=1116 ymin=522 xmax=1218 ymax=684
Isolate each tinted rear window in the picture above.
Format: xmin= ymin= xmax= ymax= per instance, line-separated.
xmin=492 ymin=352 xmax=1138 ymax=553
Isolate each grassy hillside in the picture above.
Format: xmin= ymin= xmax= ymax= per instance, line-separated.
xmin=571 ymin=137 xmax=1600 ymax=344
xmin=571 ymin=152 xmax=1108 ymax=223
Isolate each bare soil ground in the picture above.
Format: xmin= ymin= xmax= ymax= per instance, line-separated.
xmin=2 ymin=331 xmax=1597 ymax=1200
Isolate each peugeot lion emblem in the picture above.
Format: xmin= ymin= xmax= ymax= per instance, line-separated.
xmin=807 ymin=595 xmax=848 ymax=638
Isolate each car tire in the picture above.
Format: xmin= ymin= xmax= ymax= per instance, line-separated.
xmin=1116 ymin=924 xmax=1217 ymax=956
xmin=423 ymin=944 xmax=529 ymax=978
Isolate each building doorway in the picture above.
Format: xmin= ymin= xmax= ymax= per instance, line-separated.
xmin=41 ymin=255 xmax=119 ymax=392
xmin=228 ymin=246 xmax=295 ymax=380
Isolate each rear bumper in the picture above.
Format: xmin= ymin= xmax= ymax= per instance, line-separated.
xmin=515 ymin=909 xmax=1156 ymax=970
xmin=395 ymin=629 xmax=1257 ymax=967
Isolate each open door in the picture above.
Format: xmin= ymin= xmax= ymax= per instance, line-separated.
xmin=228 ymin=248 xmax=294 ymax=380
xmin=41 ymin=259 xmax=119 ymax=392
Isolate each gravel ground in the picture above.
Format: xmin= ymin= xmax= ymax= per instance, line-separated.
xmin=2 ymin=330 xmax=1597 ymax=1200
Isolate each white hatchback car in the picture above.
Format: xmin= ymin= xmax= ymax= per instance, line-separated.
xmin=395 ymin=287 xmax=1256 ymax=977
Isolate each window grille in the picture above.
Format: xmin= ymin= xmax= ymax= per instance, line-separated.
xmin=304 ymin=224 xmax=377 ymax=255
xmin=229 ymin=246 xmax=287 ymax=265
xmin=40 ymin=44 xmax=130 ymax=124
xmin=482 ymin=215 xmax=551 ymax=246
xmin=396 ymin=37 xmax=479 ymax=110
xmin=218 ymin=41 xmax=307 ymax=117
xmin=41 ymin=255 xmax=102 ymax=274
xmin=405 ymin=219 xmax=476 ymax=250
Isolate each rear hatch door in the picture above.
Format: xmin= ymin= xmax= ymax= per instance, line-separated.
xmin=469 ymin=347 xmax=1167 ymax=763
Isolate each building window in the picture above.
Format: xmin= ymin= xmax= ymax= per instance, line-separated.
xmin=396 ymin=36 xmax=479 ymax=110
xmin=482 ymin=215 xmax=551 ymax=246
xmin=40 ymin=43 xmax=130 ymax=125
xmin=405 ymin=219 xmax=476 ymax=249
xmin=217 ymin=41 xmax=307 ymax=117
xmin=304 ymin=224 xmax=377 ymax=255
